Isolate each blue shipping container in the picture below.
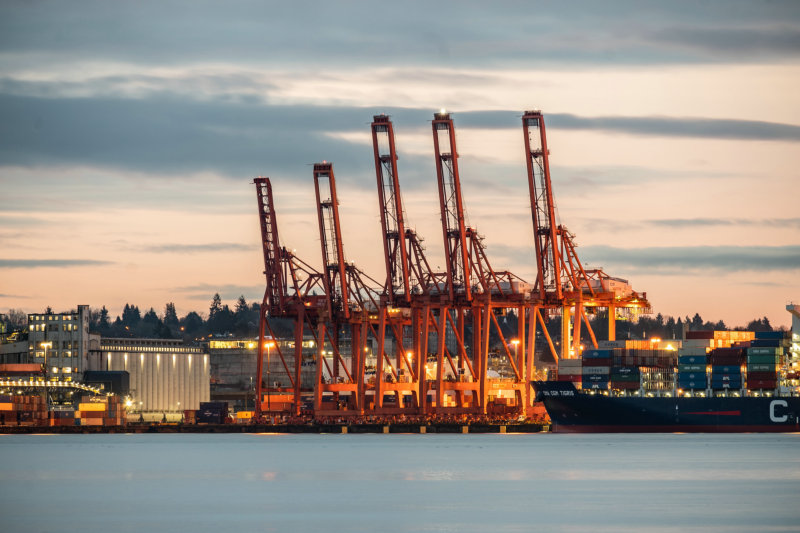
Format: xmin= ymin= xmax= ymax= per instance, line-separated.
xmin=754 ymin=331 xmax=787 ymax=340
xmin=711 ymin=365 xmax=741 ymax=375
xmin=679 ymin=355 xmax=707 ymax=365
xmin=677 ymin=379 xmax=706 ymax=389
xmin=583 ymin=349 xmax=613 ymax=359
xmin=750 ymin=339 xmax=783 ymax=348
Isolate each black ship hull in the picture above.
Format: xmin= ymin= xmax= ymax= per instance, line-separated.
xmin=534 ymin=381 xmax=800 ymax=433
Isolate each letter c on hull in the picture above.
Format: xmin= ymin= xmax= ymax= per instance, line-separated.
xmin=770 ymin=399 xmax=788 ymax=423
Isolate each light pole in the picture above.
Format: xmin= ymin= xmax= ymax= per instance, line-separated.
xmin=511 ymin=339 xmax=520 ymax=379
xmin=40 ymin=342 xmax=52 ymax=381
xmin=265 ymin=340 xmax=275 ymax=415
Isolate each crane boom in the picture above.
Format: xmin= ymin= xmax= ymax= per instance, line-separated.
xmin=432 ymin=111 xmax=472 ymax=302
xmin=372 ymin=115 xmax=411 ymax=306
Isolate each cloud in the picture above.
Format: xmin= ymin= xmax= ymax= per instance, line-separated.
xmin=0 ymin=94 xmax=410 ymax=179
xmin=171 ymin=283 xmax=264 ymax=302
xmin=454 ymin=111 xmax=800 ymax=141
xmin=579 ymin=245 xmax=800 ymax=274
xmin=644 ymin=217 xmax=800 ymax=228
xmin=1 ymin=2 xmax=798 ymax=68
xmin=0 ymin=259 xmax=114 ymax=268
xmin=139 ymin=243 xmax=255 ymax=254
xmin=2 ymin=93 xmax=799 ymax=184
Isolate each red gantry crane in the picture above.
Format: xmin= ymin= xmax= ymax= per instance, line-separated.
xmin=312 ymin=162 xmax=388 ymax=415
xmin=522 ymin=110 xmax=650 ymax=361
xmin=253 ymin=177 xmax=326 ymax=419
xmin=429 ymin=111 xmax=532 ymax=415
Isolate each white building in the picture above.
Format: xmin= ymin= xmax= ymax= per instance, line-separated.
xmin=95 ymin=338 xmax=209 ymax=413
xmin=26 ymin=305 xmax=94 ymax=382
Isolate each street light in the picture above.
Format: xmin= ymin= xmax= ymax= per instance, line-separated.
xmin=40 ymin=342 xmax=52 ymax=380
xmin=265 ymin=340 xmax=276 ymax=414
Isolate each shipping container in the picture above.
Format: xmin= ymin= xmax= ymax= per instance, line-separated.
xmin=747 ymin=347 xmax=782 ymax=356
xmin=747 ymin=363 xmax=777 ymax=372
xmin=746 ymin=371 xmax=778 ymax=381
xmin=678 ymin=355 xmax=707 ymax=365
xmin=750 ymin=339 xmax=784 ymax=348
xmin=708 ymin=355 xmax=742 ymax=366
xmin=746 ymin=354 xmax=781 ymax=365
xmin=685 ymin=331 xmax=714 ymax=340
xmin=746 ymin=379 xmax=778 ymax=389
xmin=678 ymin=364 xmax=706 ymax=372
xmin=581 ymin=366 xmax=610 ymax=375
xmin=610 ymin=381 xmax=640 ymax=390
xmin=754 ymin=331 xmax=787 ymax=340
xmin=78 ymin=402 xmax=107 ymax=412
xmin=711 ymin=365 xmax=742 ymax=374
xmin=677 ymin=379 xmax=706 ymax=389
xmin=583 ymin=349 xmax=613 ymax=359
xmin=582 ymin=357 xmax=612 ymax=367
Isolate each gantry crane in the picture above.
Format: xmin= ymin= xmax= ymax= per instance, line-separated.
xmin=253 ymin=177 xmax=326 ymax=419
xmin=429 ymin=111 xmax=531 ymax=415
xmin=313 ymin=162 xmax=392 ymax=414
xmin=522 ymin=110 xmax=650 ymax=361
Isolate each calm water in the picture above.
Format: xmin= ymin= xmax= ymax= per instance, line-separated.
xmin=1 ymin=432 xmax=798 ymax=533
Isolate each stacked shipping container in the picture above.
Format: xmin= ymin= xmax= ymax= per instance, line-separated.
xmin=556 ymin=359 xmax=582 ymax=388
xmin=745 ymin=331 xmax=787 ymax=390
xmin=582 ymin=350 xmax=611 ymax=390
xmin=75 ymin=395 xmax=125 ymax=426
xmin=0 ymin=394 xmax=47 ymax=426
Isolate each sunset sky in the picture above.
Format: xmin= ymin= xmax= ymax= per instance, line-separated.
xmin=1 ymin=1 xmax=799 ymax=328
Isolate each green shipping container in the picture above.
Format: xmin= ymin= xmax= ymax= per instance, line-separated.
xmin=747 ymin=363 xmax=777 ymax=372
xmin=747 ymin=347 xmax=782 ymax=356
xmin=746 ymin=354 xmax=780 ymax=364
xmin=679 ymin=364 xmax=706 ymax=372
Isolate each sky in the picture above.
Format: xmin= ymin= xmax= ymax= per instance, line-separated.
xmin=1 ymin=1 xmax=799 ymax=329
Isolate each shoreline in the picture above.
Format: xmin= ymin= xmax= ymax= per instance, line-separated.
xmin=0 ymin=422 xmax=549 ymax=435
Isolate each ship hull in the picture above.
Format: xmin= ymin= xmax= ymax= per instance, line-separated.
xmin=534 ymin=381 xmax=800 ymax=433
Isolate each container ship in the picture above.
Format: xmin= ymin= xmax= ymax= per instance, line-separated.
xmin=534 ymin=330 xmax=800 ymax=432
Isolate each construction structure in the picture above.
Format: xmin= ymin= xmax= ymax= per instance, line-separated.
xmin=254 ymin=110 xmax=650 ymax=422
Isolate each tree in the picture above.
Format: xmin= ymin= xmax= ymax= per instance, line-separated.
xmin=181 ymin=311 xmax=204 ymax=336
xmin=4 ymin=309 xmax=27 ymax=330
xmin=164 ymin=302 xmax=179 ymax=327
xmin=99 ymin=306 xmax=111 ymax=330
xmin=234 ymin=295 xmax=248 ymax=317
xmin=209 ymin=293 xmax=223 ymax=320
xmin=121 ymin=304 xmax=141 ymax=327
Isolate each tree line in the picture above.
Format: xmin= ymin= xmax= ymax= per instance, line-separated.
xmin=1 ymin=296 xmax=779 ymax=345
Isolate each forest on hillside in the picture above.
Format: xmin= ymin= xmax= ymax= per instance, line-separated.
xmin=1 ymin=293 xmax=781 ymax=346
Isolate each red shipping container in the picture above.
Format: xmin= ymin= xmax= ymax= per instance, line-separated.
xmin=712 ymin=347 xmax=746 ymax=357
xmin=747 ymin=371 xmax=778 ymax=381
xmin=686 ymin=331 xmax=714 ymax=340
xmin=709 ymin=355 xmax=742 ymax=365
xmin=611 ymin=381 xmax=639 ymax=390
xmin=582 ymin=357 xmax=611 ymax=366
xmin=557 ymin=375 xmax=581 ymax=383
xmin=746 ymin=379 xmax=778 ymax=389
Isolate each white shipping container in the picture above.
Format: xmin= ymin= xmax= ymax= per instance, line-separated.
xmin=597 ymin=341 xmax=626 ymax=349
xmin=582 ymin=366 xmax=611 ymax=375
xmin=679 ymin=348 xmax=709 ymax=356
xmin=682 ymin=340 xmax=713 ymax=348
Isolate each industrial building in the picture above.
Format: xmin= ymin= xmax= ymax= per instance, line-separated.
xmin=96 ymin=338 xmax=209 ymax=415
